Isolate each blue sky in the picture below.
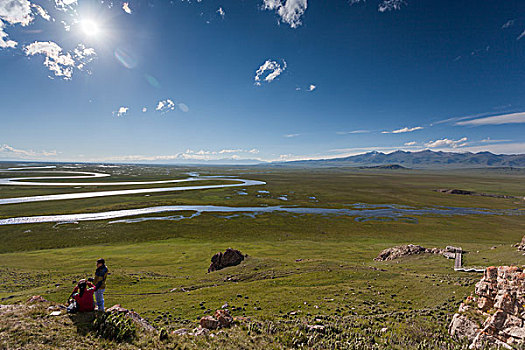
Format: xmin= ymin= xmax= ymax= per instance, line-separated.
xmin=0 ymin=0 xmax=524 ymax=163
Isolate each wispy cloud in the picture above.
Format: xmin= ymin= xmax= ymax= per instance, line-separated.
xmin=382 ymin=126 xmax=423 ymax=134
xmin=502 ymin=19 xmax=515 ymax=29
xmin=284 ymin=133 xmax=300 ymax=138
xmin=255 ymin=59 xmax=287 ymax=85
xmin=455 ymin=112 xmax=525 ymax=126
xmin=404 ymin=141 xmax=416 ymax=146
xmin=262 ymin=0 xmax=307 ymax=29
xmin=517 ymin=30 xmax=525 ymax=41
xmin=452 ymin=142 xmax=525 ymax=155
xmin=0 ymin=144 xmax=57 ymax=159
xmin=336 ymin=130 xmax=370 ymax=135
xmin=106 ymin=148 xmax=262 ymax=162
xmin=480 ymin=137 xmax=512 ymax=143
xmin=425 ymin=137 xmax=468 ymax=149
xmin=219 ymin=148 xmax=259 ymax=154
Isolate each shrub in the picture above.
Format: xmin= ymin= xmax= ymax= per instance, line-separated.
xmin=92 ymin=312 xmax=136 ymax=342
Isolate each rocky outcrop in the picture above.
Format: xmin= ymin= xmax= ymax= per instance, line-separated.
xmin=172 ymin=309 xmax=234 ymax=336
xmin=449 ymin=266 xmax=525 ymax=349
xmin=106 ymin=304 xmax=155 ymax=332
xmin=374 ymin=244 xmax=444 ymax=261
xmin=208 ymin=248 xmax=246 ymax=272
xmin=199 ymin=309 xmax=233 ymax=330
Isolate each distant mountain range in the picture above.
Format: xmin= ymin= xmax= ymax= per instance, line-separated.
xmin=282 ymin=150 xmax=525 ymax=168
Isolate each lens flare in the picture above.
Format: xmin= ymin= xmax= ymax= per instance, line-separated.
xmin=144 ymin=74 xmax=160 ymax=88
xmin=114 ymin=47 xmax=137 ymax=69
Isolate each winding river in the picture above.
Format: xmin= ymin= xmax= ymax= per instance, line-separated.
xmin=0 ymin=167 xmax=265 ymax=205
xmin=0 ymin=166 xmax=522 ymax=226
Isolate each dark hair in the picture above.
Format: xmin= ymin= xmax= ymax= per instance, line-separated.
xmin=97 ymin=258 xmax=105 ymax=265
xmin=78 ymin=280 xmax=87 ymax=297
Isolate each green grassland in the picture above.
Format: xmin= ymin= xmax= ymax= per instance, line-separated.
xmin=0 ymin=163 xmax=524 ymax=348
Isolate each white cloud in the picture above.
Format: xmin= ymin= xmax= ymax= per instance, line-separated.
xmin=54 ymin=0 xmax=77 ymax=10
xmin=452 ymin=142 xmax=525 ymax=155
xmin=122 ymin=2 xmax=131 ymax=14
xmin=31 ymin=3 xmax=50 ymax=21
xmin=254 ymin=59 xmax=286 ymax=85
xmin=219 ymin=148 xmax=260 ymax=154
xmin=73 ymin=43 xmax=96 ymax=70
xmin=284 ymin=133 xmax=300 ymax=138
xmin=336 ymin=130 xmax=370 ymax=135
xmin=142 ymin=107 xmax=147 ymax=113
xmin=262 ymin=0 xmax=307 ymax=29
xmin=378 ymin=0 xmax=406 ymax=12
xmin=156 ymin=99 xmax=176 ymax=113
xmin=456 ymin=112 xmax=525 ymax=126
xmin=382 ymin=126 xmax=423 ymax=134
xmin=24 ymin=41 xmax=96 ymax=79
xmin=308 ymin=84 xmax=316 ymax=91
xmin=217 ymin=7 xmax=225 ymax=18
xmin=404 ymin=141 xmax=417 ymax=146
xmin=0 ymin=0 xmax=33 ymax=26
xmin=517 ymin=30 xmax=525 ymax=41
xmin=425 ymin=137 xmax=468 ymax=149
xmin=0 ymin=20 xmax=16 ymax=48
xmin=0 ymin=143 xmax=57 ymax=159
xmin=25 ymin=41 xmax=74 ymax=78
xmin=114 ymin=106 xmax=129 ymax=117
xmin=108 ymin=148 xmax=262 ymax=162
xmin=219 ymin=149 xmax=241 ymax=154
xmin=481 ymin=138 xmax=512 ymax=143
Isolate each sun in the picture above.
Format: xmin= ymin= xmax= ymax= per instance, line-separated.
xmin=81 ymin=20 xmax=100 ymax=37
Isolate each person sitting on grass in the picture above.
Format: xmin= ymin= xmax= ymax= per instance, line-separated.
xmin=93 ymin=258 xmax=109 ymax=312
xmin=67 ymin=279 xmax=96 ymax=313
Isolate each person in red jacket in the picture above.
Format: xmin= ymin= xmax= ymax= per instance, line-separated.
xmin=67 ymin=279 xmax=96 ymax=313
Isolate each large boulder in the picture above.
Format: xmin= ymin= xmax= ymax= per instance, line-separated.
xmin=449 ymin=265 xmax=525 ymax=349
xmin=199 ymin=309 xmax=233 ymax=330
xmin=208 ymin=248 xmax=245 ymax=272
xmin=199 ymin=316 xmax=219 ymax=330
xmin=449 ymin=313 xmax=479 ymax=341
xmin=374 ymin=244 xmax=443 ymax=261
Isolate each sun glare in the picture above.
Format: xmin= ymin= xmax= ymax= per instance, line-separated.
xmin=81 ymin=20 xmax=100 ymax=37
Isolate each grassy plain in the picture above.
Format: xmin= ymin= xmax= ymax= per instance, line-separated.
xmin=0 ymin=162 xmax=524 ymax=348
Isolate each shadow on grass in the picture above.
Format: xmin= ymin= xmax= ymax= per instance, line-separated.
xmin=68 ymin=311 xmax=97 ymax=336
